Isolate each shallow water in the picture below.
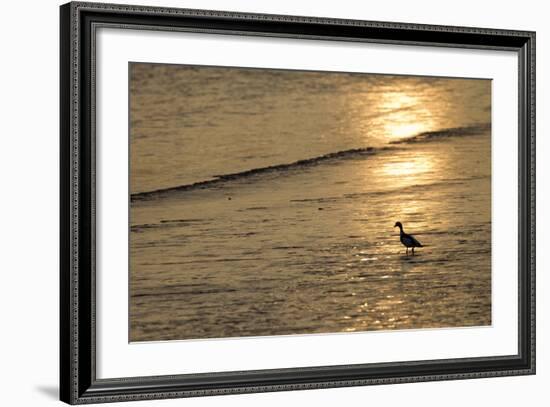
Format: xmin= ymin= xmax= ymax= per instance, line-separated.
xmin=129 ymin=64 xmax=491 ymax=342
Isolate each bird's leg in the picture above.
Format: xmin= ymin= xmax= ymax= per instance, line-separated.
xmin=412 ymin=247 xmax=415 ymax=255
xmin=406 ymin=247 xmax=409 ymax=255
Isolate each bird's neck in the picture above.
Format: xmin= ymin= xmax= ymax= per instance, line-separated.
xmin=398 ymin=226 xmax=404 ymax=235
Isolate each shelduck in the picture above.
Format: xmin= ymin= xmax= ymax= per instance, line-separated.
xmin=394 ymin=221 xmax=423 ymax=255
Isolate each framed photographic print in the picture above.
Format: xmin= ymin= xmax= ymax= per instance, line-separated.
xmin=60 ymin=1 xmax=536 ymax=404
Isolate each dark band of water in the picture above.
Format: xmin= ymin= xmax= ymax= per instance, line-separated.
xmin=131 ymin=123 xmax=490 ymax=203
xmin=390 ymin=123 xmax=491 ymax=144
xmin=131 ymin=146 xmax=380 ymax=202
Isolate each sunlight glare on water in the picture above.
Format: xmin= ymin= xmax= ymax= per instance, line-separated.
xmin=376 ymin=91 xmax=436 ymax=140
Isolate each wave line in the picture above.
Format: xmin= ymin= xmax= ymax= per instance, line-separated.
xmin=389 ymin=123 xmax=490 ymax=144
xmin=131 ymin=146 xmax=381 ymax=202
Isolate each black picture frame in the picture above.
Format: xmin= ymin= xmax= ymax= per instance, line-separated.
xmin=60 ymin=1 xmax=536 ymax=404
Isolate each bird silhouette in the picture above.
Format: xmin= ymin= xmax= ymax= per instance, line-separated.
xmin=394 ymin=221 xmax=422 ymax=255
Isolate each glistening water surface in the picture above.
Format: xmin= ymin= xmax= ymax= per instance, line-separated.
xmin=129 ymin=64 xmax=491 ymax=342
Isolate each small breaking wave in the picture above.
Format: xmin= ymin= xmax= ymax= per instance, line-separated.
xmin=131 ymin=146 xmax=380 ymax=202
xmin=131 ymin=123 xmax=490 ymax=202
xmin=390 ymin=123 xmax=490 ymax=144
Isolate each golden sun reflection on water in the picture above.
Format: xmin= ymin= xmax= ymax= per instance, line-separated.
xmin=382 ymin=155 xmax=434 ymax=177
xmin=380 ymin=152 xmax=437 ymax=189
xmin=377 ymin=91 xmax=437 ymax=141
xmin=374 ymin=148 xmax=450 ymax=232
